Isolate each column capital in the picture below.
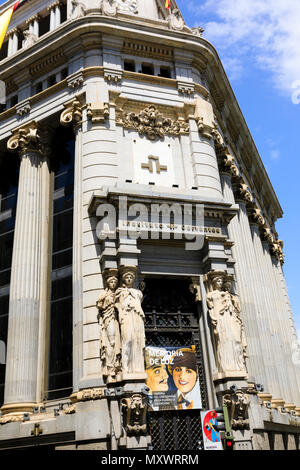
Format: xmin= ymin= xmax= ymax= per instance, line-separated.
xmin=247 ymin=202 xmax=265 ymax=227
xmin=60 ymin=96 xmax=83 ymax=130
xmin=217 ymin=148 xmax=240 ymax=178
xmin=7 ymin=121 xmax=51 ymax=157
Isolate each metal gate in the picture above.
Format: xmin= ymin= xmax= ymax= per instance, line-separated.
xmin=143 ymin=278 xmax=208 ymax=450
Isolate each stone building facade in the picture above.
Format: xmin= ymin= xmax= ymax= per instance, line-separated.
xmin=0 ymin=0 xmax=299 ymax=451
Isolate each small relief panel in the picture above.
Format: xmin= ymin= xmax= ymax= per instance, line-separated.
xmin=133 ymin=139 xmax=175 ymax=187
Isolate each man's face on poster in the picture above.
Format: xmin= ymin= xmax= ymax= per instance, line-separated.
xmin=146 ymin=364 xmax=169 ymax=392
xmin=172 ymin=366 xmax=197 ymax=394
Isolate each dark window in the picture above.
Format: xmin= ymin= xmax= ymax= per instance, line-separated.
xmin=39 ymin=14 xmax=51 ymax=36
xmin=124 ymin=60 xmax=135 ymax=72
xmin=47 ymin=74 xmax=57 ymax=88
xmin=61 ymin=67 xmax=68 ymax=80
xmin=141 ymin=63 xmax=154 ymax=75
xmin=61 ymin=3 xmax=67 ymax=23
xmin=46 ymin=127 xmax=74 ymax=401
xmin=159 ymin=66 xmax=171 ymax=78
xmin=0 ymin=153 xmax=20 ymax=406
xmin=10 ymin=95 xmax=18 ymax=107
xmin=0 ymin=41 xmax=8 ymax=61
xmin=35 ymin=82 xmax=43 ymax=94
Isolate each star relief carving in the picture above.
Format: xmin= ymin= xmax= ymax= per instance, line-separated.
xmin=116 ymin=0 xmax=138 ymax=14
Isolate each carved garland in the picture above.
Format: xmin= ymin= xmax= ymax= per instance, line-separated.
xmin=116 ymin=104 xmax=189 ymax=140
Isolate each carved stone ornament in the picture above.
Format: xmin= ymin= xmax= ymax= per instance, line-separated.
xmin=197 ymin=117 xmax=224 ymax=148
xmin=96 ymin=268 xmax=121 ymax=382
xmin=72 ymin=388 xmax=105 ymax=402
xmin=191 ymin=26 xmax=205 ymax=37
xmin=22 ymin=30 xmax=37 ymax=49
xmin=69 ymin=0 xmax=86 ymax=20
xmin=7 ymin=123 xmax=51 ymax=157
xmin=260 ymin=224 xmax=274 ymax=244
xmin=189 ymin=282 xmax=202 ymax=303
xmin=87 ymin=102 xmax=110 ymax=123
xmin=116 ymin=104 xmax=189 ymax=140
xmin=218 ymin=151 xmax=239 ymax=178
xmin=205 ymin=271 xmax=248 ymax=376
xmin=224 ymin=391 xmax=250 ymax=430
xmin=233 ymin=181 xmax=253 ymax=204
xmin=115 ymin=266 xmax=146 ymax=374
xmin=60 ymin=97 xmax=82 ymax=129
xmin=116 ymin=0 xmax=138 ymax=15
xmin=101 ymin=0 xmax=117 ymax=16
xmin=248 ymin=203 xmax=265 ymax=226
xmin=0 ymin=414 xmax=23 ymax=425
xmin=168 ymin=8 xmax=185 ymax=31
xmin=96 ymin=266 xmax=146 ymax=379
xmin=121 ymin=394 xmax=147 ymax=436
xmin=270 ymin=239 xmax=284 ymax=265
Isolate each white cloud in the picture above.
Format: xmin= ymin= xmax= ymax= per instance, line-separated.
xmin=186 ymin=0 xmax=300 ymax=96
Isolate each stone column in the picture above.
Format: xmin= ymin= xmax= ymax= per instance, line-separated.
xmin=61 ymin=98 xmax=83 ymax=394
xmin=248 ymin=219 xmax=283 ymax=398
xmin=1 ymin=123 xmax=51 ymax=416
xmin=220 ymin=172 xmax=267 ymax=386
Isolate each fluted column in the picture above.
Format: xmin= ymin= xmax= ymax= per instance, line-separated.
xmin=249 ymin=221 xmax=283 ymax=398
xmin=1 ymin=123 xmax=51 ymax=415
xmin=220 ymin=172 xmax=267 ymax=385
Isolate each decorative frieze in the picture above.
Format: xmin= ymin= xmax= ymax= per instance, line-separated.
xmin=116 ymin=104 xmax=189 ymax=140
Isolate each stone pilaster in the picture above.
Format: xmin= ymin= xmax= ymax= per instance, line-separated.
xmin=1 ymin=122 xmax=51 ymax=416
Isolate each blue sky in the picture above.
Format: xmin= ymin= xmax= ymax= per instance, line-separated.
xmin=177 ymin=0 xmax=300 ymax=340
xmin=1 ymin=0 xmax=299 ymax=339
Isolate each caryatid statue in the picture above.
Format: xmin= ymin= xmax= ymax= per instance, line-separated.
xmin=206 ymin=272 xmax=247 ymax=376
xmin=96 ymin=268 xmax=121 ymax=382
xmin=115 ymin=266 xmax=146 ymax=375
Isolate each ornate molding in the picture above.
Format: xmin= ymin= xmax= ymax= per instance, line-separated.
xmin=121 ymin=394 xmax=147 ymax=436
xmin=67 ymin=71 xmax=84 ymax=90
xmin=70 ymin=388 xmax=105 ymax=403
xmin=15 ymin=99 xmax=31 ymax=116
xmin=60 ymin=96 xmax=83 ymax=130
xmin=0 ymin=414 xmax=23 ymax=425
xmin=116 ymin=104 xmax=189 ymax=140
xmin=86 ymin=101 xmax=110 ymax=123
xmin=247 ymin=202 xmax=265 ymax=226
xmin=7 ymin=122 xmax=51 ymax=157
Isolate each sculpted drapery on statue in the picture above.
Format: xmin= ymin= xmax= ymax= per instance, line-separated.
xmin=96 ymin=269 xmax=121 ymax=382
xmin=205 ymin=271 xmax=248 ymax=378
xmin=96 ymin=266 xmax=146 ymax=381
xmin=115 ymin=266 xmax=146 ymax=375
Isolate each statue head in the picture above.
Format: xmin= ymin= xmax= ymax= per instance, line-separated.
xmin=103 ymin=268 xmax=119 ymax=291
xmin=119 ymin=265 xmax=137 ymax=288
xmin=223 ymin=276 xmax=233 ymax=292
xmin=212 ymin=275 xmax=223 ymax=291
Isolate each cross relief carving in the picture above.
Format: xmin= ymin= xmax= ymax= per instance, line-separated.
xmin=141 ymin=155 xmax=168 ymax=174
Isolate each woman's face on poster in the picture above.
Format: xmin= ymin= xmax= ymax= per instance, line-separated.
xmin=173 ymin=366 xmax=197 ymax=394
xmin=146 ymin=364 xmax=168 ymax=392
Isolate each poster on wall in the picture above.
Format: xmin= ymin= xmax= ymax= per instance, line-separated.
xmin=145 ymin=345 xmax=202 ymax=411
xmin=200 ymin=409 xmax=223 ymax=451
